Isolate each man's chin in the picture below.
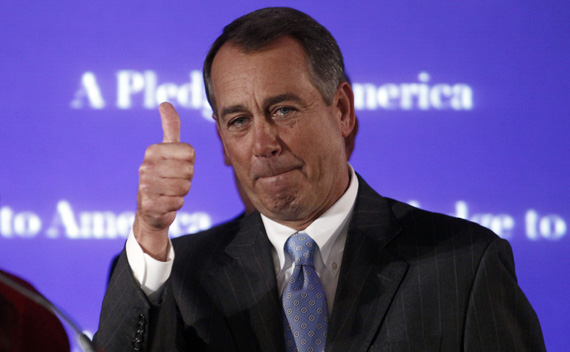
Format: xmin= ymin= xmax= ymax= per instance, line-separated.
xmin=255 ymin=196 xmax=305 ymax=222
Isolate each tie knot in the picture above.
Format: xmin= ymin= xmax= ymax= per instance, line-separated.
xmin=286 ymin=232 xmax=316 ymax=267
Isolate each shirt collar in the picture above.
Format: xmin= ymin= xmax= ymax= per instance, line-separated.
xmin=262 ymin=164 xmax=359 ymax=270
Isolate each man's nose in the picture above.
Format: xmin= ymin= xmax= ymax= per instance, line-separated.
xmin=253 ymin=118 xmax=281 ymax=157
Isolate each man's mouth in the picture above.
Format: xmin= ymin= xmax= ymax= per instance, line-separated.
xmin=255 ymin=166 xmax=301 ymax=180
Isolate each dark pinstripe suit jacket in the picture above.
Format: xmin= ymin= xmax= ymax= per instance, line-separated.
xmin=95 ymin=175 xmax=545 ymax=351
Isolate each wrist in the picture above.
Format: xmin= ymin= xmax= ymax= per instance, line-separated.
xmin=133 ymin=217 xmax=170 ymax=261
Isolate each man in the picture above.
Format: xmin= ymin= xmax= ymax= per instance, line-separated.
xmin=95 ymin=7 xmax=545 ymax=351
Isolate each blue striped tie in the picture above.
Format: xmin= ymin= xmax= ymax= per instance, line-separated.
xmin=282 ymin=232 xmax=328 ymax=352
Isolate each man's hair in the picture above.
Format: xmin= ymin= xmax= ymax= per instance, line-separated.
xmin=203 ymin=7 xmax=346 ymax=114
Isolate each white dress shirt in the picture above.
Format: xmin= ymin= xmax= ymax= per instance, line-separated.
xmin=126 ymin=165 xmax=359 ymax=311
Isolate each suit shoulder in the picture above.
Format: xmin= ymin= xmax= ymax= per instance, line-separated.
xmin=386 ymin=197 xmax=500 ymax=247
xmin=168 ymin=216 xmax=245 ymax=277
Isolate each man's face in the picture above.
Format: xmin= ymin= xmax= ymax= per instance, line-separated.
xmin=211 ymin=36 xmax=354 ymax=229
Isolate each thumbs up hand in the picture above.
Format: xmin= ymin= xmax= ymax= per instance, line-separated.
xmin=133 ymin=102 xmax=195 ymax=261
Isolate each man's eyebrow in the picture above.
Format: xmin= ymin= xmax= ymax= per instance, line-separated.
xmin=264 ymin=93 xmax=302 ymax=108
xmin=219 ymin=94 xmax=302 ymax=120
xmin=220 ymin=105 xmax=248 ymax=120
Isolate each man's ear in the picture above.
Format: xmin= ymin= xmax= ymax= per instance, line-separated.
xmin=214 ymin=114 xmax=232 ymax=166
xmin=335 ymin=81 xmax=356 ymax=139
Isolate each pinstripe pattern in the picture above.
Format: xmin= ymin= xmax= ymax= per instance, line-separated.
xmin=94 ymin=174 xmax=545 ymax=351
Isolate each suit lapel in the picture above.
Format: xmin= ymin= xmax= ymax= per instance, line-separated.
xmin=327 ymin=176 xmax=409 ymax=352
xmin=207 ymin=213 xmax=286 ymax=352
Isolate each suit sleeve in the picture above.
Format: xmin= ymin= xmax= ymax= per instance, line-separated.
xmin=94 ymin=250 xmax=169 ymax=351
xmin=464 ymin=238 xmax=546 ymax=351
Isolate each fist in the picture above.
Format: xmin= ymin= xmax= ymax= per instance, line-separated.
xmin=133 ymin=102 xmax=195 ymax=260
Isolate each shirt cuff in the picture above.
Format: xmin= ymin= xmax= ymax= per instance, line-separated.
xmin=126 ymin=228 xmax=175 ymax=296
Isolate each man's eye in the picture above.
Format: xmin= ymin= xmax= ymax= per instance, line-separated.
xmin=229 ymin=116 xmax=248 ymax=127
xmin=273 ymin=107 xmax=293 ymax=118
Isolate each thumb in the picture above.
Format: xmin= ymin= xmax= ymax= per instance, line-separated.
xmin=159 ymin=102 xmax=181 ymax=143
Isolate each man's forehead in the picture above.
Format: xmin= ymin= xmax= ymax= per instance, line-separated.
xmin=211 ymin=37 xmax=314 ymax=113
